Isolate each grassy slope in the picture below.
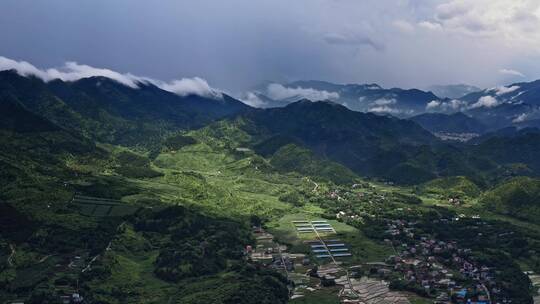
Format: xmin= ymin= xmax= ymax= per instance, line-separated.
xmin=479 ymin=177 xmax=540 ymax=225
xmin=421 ymin=176 xmax=482 ymax=198
xmin=151 ymin=140 xmax=294 ymax=218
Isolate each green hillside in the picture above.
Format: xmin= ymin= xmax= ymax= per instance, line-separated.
xmin=422 ymin=176 xmax=482 ymax=198
xmin=0 ymin=70 xmax=249 ymax=147
xmin=269 ymin=144 xmax=358 ymax=184
xmin=480 ymin=177 xmax=540 ymax=224
xmin=0 ymin=105 xmax=293 ymax=303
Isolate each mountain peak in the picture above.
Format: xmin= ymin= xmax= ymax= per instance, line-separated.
xmin=284 ymin=98 xmax=348 ymax=110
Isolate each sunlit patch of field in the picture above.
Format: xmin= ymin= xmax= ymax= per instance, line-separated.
xmin=267 ymin=213 xmax=393 ymax=265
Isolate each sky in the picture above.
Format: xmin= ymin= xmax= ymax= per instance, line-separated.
xmin=1 ymin=0 xmax=540 ymax=94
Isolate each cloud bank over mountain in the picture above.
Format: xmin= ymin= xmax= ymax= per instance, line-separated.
xmin=0 ymin=56 xmax=220 ymax=98
xmin=266 ymin=83 xmax=340 ymax=101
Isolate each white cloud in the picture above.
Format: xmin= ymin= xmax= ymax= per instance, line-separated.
xmin=426 ymin=99 xmax=467 ymax=111
xmin=0 ymin=56 xmax=141 ymax=88
xmin=426 ymin=100 xmax=441 ymax=110
xmin=372 ymin=98 xmax=397 ymax=106
xmin=266 ymin=83 xmax=339 ymax=101
xmin=420 ymin=0 xmax=540 ymax=48
xmin=490 ymin=85 xmax=521 ymax=96
xmin=513 ymin=113 xmax=528 ymax=123
xmin=368 ymin=105 xmax=414 ymax=116
xmin=499 ymin=68 xmax=525 ymax=77
xmin=469 ymin=95 xmax=499 ymax=109
xmin=157 ymin=77 xmax=220 ymax=98
xmin=0 ymin=56 xmax=220 ymax=98
xmin=240 ymin=92 xmax=265 ymax=107
xmin=368 ymin=106 xmax=402 ymax=115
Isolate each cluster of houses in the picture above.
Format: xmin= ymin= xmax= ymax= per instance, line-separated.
xmin=379 ymin=219 xmax=503 ymax=304
xmin=447 ymin=197 xmax=464 ymax=206
xmin=248 ymin=227 xmax=310 ymax=278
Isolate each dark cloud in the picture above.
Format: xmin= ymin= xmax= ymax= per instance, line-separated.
xmin=0 ymin=0 xmax=539 ymax=93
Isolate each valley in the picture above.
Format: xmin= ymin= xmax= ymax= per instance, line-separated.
xmin=1 ymin=71 xmax=540 ymax=304
xmin=2 ymin=111 xmax=540 ymax=303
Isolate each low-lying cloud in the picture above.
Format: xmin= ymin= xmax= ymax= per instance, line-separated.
xmin=469 ymin=95 xmax=499 ymax=109
xmin=240 ymin=92 xmax=266 ymax=107
xmin=266 ymin=83 xmax=340 ymax=101
xmin=156 ymin=77 xmax=220 ymax=98
xmin=512 ymin=109 xmax=540 ymax=123
xmin=368 ymin=105 xmax=403 ymax=115
xmin=372 ymin=98 xmax=397 ymax=106
xmin=0 ymin=56 xmax=220 ymax=98
xmin=490 ymin=85 xmax=520 ymax=96
xmin=426 ymin=99 xmax=468 ymax=112
xmin=0 ymin=56 xmax=141 ymax=88
xmin=427 ymin=85 xmax=525 ymax=112
xmin=513 ymin=113 xmax=529 ymax=123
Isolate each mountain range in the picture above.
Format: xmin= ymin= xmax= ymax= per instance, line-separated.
xmin=426 ymin=84 xmax=481 ymax=99
xmin=251 ymin=80 xmax=441 ymax=116
xmin=8 ymin=71 xmax=540 ymax=138
xmin=4 ymin=70 xmax=540 ymax=185
xmin=248 ymin=79 xmax=540 ymax=137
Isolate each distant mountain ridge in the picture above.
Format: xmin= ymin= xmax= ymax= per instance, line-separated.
xmin=427 ymin=84 xmax=481 ymax=99
xmin=4 ymin=71 xmax=540 ymax=184
xmin=229 ymin=100 xmax=491 ymax=184
xmin=411 ymin=112 xmax=486 ymax=134
xmin=459 ymin=80 xmax=540 ymax=130
xmin=249 ymin=79 xmax=540 ymax=133
xmin=250 ymin=80 xmax=442 ymax=117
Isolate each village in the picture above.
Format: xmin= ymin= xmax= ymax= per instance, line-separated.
xmin=243 ymin=179 xmax=534 ymax=304
xmin=380 ymin=218 xmax=495 ymax=304
xmin=248 ymin=218 xmax=417 ymax=304
xmin=248 ymin=221 xmax=497 ymax=304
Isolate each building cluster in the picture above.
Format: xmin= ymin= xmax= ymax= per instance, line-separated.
xmin=375 ymin=219 xmax=507 ymax=304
